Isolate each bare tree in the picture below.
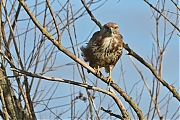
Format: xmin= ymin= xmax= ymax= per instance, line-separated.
xmin=0 ymin=0 xmax=179 ymax=119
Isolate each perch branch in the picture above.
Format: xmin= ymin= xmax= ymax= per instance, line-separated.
xmin=18 ymin=0 xmax=146 ymax=119
xmin=80 ymin=0 xmax=180 ymax=102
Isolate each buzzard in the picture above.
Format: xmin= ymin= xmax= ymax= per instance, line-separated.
xmin=81 ymin=22 xmax=123 ymax=84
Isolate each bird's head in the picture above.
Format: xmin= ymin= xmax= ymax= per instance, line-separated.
xmin=101 ymin=22 xmax=120 ymax=37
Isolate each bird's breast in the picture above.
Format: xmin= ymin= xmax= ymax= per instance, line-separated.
xmin=91 ymin=37 xmax=122 ymax=66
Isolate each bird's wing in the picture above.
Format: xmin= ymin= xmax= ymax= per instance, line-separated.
xmin=87 ymin=31 xmax=104 ymax=47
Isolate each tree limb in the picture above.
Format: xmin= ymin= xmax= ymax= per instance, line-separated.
xmin=18 ymin=0 xmax=146 ymax=119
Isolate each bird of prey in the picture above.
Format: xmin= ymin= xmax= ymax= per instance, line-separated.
xmin=81 ymin=22 xmax=123 ymax=84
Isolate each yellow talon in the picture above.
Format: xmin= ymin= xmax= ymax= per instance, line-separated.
xmin=107 ymin=70 xmax=114 ymax=85
xmin=97 ymin=66 xmax=101 ymax=74
xmin=96 ymin=66 xmax=102 ymax=76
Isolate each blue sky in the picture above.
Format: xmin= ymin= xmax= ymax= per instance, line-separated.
xmin=55 ymin=0 xmax=179 ymax=87
xmin=14 ymin=0 xmax=179 ymax=119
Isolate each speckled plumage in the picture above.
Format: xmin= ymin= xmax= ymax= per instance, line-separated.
xmin=81 ymin=22 xmax=123 ymax=81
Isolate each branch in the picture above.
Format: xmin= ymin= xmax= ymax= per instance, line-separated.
xmin=144 ymin=0 xmax=180 ymax=32
xmin=128 ymin=54 xmax=163 ymax=119
xmin=18 ymin=0 xmax=146 ymax=119
xmin=101 ymin=107 xmax=124 ymax=120
xmin=82 ymin=0 xmax=180 ymax=109
xmin=11 ymin=67 xmax=130 ymax=119
xmin=46 ymin=0 xmax=61 ymax=42
xmin=109 ymin=88 xmax=131 ymax=119
xmin=81 ymin=0 xmax=102 ymax=29
xmin=1 ymin=0 xmax=33 ymax=119
xmin=124 ymin=43 xmax=180 ymax=101
xmin=0 ymin=86 xmax=9 ymax=120
xmin=80 ymin=0 xmax=180 ymax=101
xmin=171 ymin=0 xmax=180 ymax=11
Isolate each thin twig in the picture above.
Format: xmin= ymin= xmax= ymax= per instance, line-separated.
xmin=80 ymin=0 xmax=180 ymax=102
xmin=124 ymin=43 xmax=180 ymax=101
xmin=11 ymin=67 xmax=130 ymax=120
xmin=80 ymin=0 xmax=102 ymax=29
xmin=171 ymin=0 xmax=180 ymax=11
xmin=144 ymin=0 xmax=180 ymax=32
xmin=46 ymin=0 xmax=61 ymax=42
xmin=109 ymin=88 xmax=131 ymax=119
xmin=18 ymin=1 xmax=146 ymax=119
xmin=128 ymin=54 xmax=163 ymax=119
xmin=101 ymin=107 xmax=124 ymax=120
xmin=2 ymin=0 xmax=33 ymax=119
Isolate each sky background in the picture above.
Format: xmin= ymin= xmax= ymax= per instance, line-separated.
xmin=6 ymin=0 xmax=179 ymax=119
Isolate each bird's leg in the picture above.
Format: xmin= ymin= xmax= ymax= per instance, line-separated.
xmin=107 ymin=66 xmax=114 ymax=85
xmin=95 ymin=66 xmax=102 ymax=76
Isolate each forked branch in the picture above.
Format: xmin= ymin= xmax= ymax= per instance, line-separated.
xmin=80 ymin=0 xmax=180 ymax=102
xmin=18 ymin=0 xmax=145 ymax=119
xmin=144 ymin=0 xmax=180 ymax=32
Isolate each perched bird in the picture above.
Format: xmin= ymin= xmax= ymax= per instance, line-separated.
xmin=81 ymin=22 xmax=123 ymax=84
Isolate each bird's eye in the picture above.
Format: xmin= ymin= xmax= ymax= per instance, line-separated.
xmin=114 ymin=26 xmax=118 ymax=29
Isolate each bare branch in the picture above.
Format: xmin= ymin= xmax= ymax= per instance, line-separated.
xmin=17 ymin=1 xmax=146 ymax=119
xmin=46 ymin=0 xmax=61 ymax=42
xmin=128 ymin=55 xmax=163 ymax=119
xmin=11 ymin=67 xmax=131 ymax=119
xmin=124 ymin=43 xmax=180 ymax=101
xmin=80 ymin=0 xmax=103 ymax=29
xmin=144 ymin=0 xmax=180 ymax=32
xmin=101 ymin=107 xmax=124 ymax=120
xmin=0 ymin=86 xmax=9 ymax=120
xmin=171 ymin=0 xmax=180 ymax=10
xmin=80 ymin=0 xmax=180 ymax=102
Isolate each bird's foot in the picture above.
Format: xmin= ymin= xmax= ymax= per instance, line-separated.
xmin=95 ymin=66 xmax=102 ymax=76
xmin=107 ymin=75 xmax=114 ymax=85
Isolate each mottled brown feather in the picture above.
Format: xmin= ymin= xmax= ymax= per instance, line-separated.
xmin=81 ymin=22 xmax=123 ymax=73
